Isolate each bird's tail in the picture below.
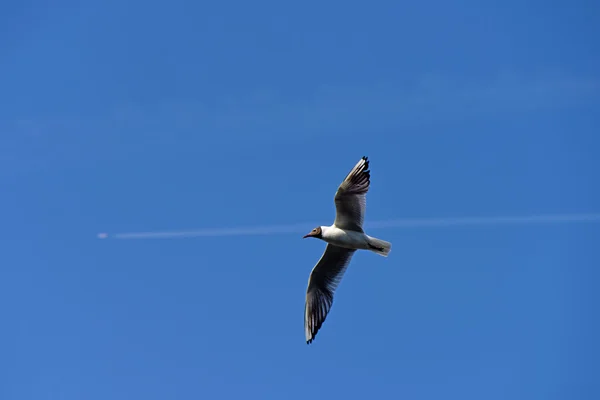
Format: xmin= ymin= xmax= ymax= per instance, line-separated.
xmin=366 ymin=236 xmax=392 ymax=257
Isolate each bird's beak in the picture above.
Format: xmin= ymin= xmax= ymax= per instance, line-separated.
xmin=303 ymin=233 xmax=312 ymax=239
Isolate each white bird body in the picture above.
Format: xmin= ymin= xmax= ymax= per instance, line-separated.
xmin=317 ymin=225 xmax=389 ymax=255
xmin=302 ymin=156 xmax=392 ymax=344
xmin=318 ymin=225 xmax=370 ymax=250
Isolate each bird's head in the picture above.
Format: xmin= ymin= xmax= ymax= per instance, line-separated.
xmin=303 ymin=226 xmax=322 ymax=239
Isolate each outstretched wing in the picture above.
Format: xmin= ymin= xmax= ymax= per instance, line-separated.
xmin=304 ymin=244 xmax=356 ymax=344
xmin=333 ymin=156 xmax=371 ymax=232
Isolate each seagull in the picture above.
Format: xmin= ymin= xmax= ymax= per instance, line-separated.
xmin=303 ymin=156 xmax=391 ymax=344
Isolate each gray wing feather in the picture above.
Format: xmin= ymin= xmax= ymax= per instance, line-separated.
xmin=304 ymin=244 xmax=356 ymax=344
xmin=333 ymin=156 xmax=371 ymax=232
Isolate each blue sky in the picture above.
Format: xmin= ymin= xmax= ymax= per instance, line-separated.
xmin=1 ymin=1 xmax=599 ymax=399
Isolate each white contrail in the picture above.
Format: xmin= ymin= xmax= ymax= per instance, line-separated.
xmin=97 ymin=212 xmax=600 ymax=240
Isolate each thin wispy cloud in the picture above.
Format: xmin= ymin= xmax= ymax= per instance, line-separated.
xmin=3 ymin=73 xmax=598 ymax=178
xmin=99 ymin=212 xmax=600 ymax=240
xmin=117 ymin=73 xmax=600 ymax=137
xmin=5 ymin=73 xmax=599 ymax=143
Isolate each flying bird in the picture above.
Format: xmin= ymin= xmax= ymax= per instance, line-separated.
xmin=303 ymin=156 xmax=392 ymax=344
